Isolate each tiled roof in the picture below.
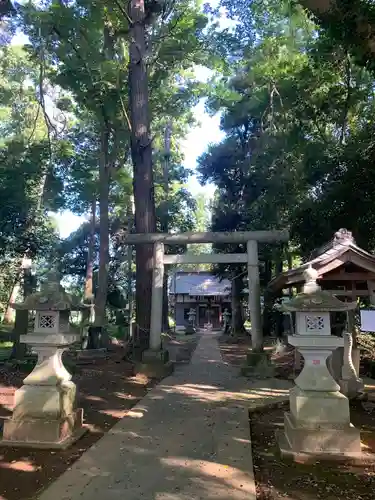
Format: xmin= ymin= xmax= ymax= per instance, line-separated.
xmin=268 ymin=228 xmax=375 ymax=291
xmin=170 ymin=272 xmax=231 ymax=296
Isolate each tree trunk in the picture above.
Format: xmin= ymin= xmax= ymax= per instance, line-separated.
xmin=262 ymin=258 xmax=273 ymax=337
xmin=3 ymin=275 xmax=20 ymax=324
xmin=10 ymin=266 xmax=34 ymax=360
xmin=161 ymin=123 xmax=172 ymax=332
xmin=287 ymin=249 xmax=293 ymax=298
xmin=129 ymin=0 xmax=156 ymax=351
xmin=125 ymin=201 xmax=134 ymax=340
xmin=162 ymin=268 xmax=169 ymax=332
xmin=231 ymin=274 xmax=246 ymax=335
xmin=93 ymin=126 xmax=110 ymax=347
xmin=275 ymin=248 xmax=284 ymax=338
xmin=83 ymin=199 xmax=96 ymax=325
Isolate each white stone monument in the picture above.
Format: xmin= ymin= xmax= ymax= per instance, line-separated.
xmin=277 ymin=267 xmax=362 ymax=461
xmin=1 ymin=271 xmax=87 ymax=449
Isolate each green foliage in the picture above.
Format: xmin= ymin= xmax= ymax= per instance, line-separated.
xmin=194 ymin=0 xmax=375 ymax=287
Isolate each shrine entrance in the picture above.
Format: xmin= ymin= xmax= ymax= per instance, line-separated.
xmin=197 ymin=303 xmax=220 ymax=329
xmin=123 ymin=230 xmax=289 ymax=353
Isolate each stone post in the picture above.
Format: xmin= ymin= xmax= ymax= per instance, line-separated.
xmin=339 ymin=332 xmax=364 ymax=399
xmin=247 ymin=240 xmax=262 ymax=351
xmin=150 ymin=242 xmax=164 ymax=350
xmin=140 ymin=242 xmax=172 ymax=373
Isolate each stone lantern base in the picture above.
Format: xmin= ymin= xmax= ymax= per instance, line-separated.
xmin=1 ymin=382 xmax=85 ymax=449
xmin=277 ymin=387 xmax=362 ymax=462
xmin=0 ymin=337 xmax=86 ymax=450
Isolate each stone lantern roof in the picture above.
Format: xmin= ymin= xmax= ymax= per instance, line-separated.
xmin=282 ymin=266 xmax=357 ymax=312
xmin=282 ymin=290 xmax=357 ymax=312
xmin=11 ymin=271 xmax=88 ymax=312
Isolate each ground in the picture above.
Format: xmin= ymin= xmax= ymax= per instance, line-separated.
xmin=1 ymin=332 xmax=374 ymax=500
xmin=219 ymin=336 xmax=375 ymax=500
xmin=250 ymin=401 xmax=375 ymax=500
xmin=0 ymin=335 xmax=198 ymax=500
xmin=218 ymin=334 xmax=253 ymax=366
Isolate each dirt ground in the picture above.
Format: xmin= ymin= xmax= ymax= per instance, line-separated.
xmin=250 ymin=401 xmax=375 ymax=500
xmin=0 ymin=345 xmax=160 ymax=500
xmin=218 ymin=334 xmax=280 ymax=367
xmin=218 ymin=334 xmax=253 ymax=365
xmin=218 ymin=337 xmax=375 ymax=499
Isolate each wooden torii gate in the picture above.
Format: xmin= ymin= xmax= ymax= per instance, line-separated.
xmin=124 ymin=230 xmax=289 ymax=354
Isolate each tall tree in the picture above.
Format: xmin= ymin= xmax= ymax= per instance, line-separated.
xmin=297 ymin=0 xmax=375 ymax=72
xmin=128 ymin=0 xmax=156 ymax=347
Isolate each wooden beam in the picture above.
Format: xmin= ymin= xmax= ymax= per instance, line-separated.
xmin=123 ymin=230 xmax=289 ymax=245
xmin=349 ymin=254 xmax=375 ymax=274
xmin=321 ymin=272 xmax=375 ymax=281
xmin=316 ymin=257 xmax=347 ymax=276
xmin=163 ymin=253 xmax=248 ymax=264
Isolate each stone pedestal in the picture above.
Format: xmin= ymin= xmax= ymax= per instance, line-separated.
xmin=136 ymin=348 xmax=174 ymax=378
xmin=282 ymin=411 xmax=361 ymax=457
xmin=1 ymin=334 xmax=85 ymax=449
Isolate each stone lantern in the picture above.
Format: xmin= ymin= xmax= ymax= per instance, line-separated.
xmin=187 ymin=307 xmax=196 ymax=326
xmin=277 ymin=266 xmax=362 ymax=461
xmin=222 ymin=308 xmax=231 ymax=333
xmin=185 ymin=307 xmax=196 ymax=335
xmin=1 ymin=271 xmax=87 ymax=449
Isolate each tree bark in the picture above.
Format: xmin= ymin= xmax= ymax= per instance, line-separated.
xmin=161 ymin=123 xmax=172 ymax=332
xmin=10 ymin=266 xmax=34 ymax=360
xmin=162 ymin=269 xmax=169 ymax=332
xmin=129 ymin=0 xmax=156 ymax=351
xmin=262 ymin=258 xmax=273 ymax=337
xmin=85 ymin=199 xmax=96 ymax=302
xmin=3 ymin=275 xmax=20 ymax=324
xmin=94 ymin=126 xmax=110 ymax=344
xmin=275 ymin=248 xmax=284 ymax=338
xmin=83 ymin=199 xmax=96 ymax=327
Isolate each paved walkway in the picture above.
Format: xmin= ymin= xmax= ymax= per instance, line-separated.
xmin=38 ymin=332 xmax=290 ymax=500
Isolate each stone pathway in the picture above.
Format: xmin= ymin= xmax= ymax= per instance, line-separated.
xmin=37 ymin=332 xmax=291 ymax=500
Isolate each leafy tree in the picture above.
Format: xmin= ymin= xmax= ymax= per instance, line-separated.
xmin=16 ymin=0 xmax=212 ymax=349
xmin=198 ymin=0 xmax=375 ymax=348
xmin=296 ymin=0 xmax=375 ymax=73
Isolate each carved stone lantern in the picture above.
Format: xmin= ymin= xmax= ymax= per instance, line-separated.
xmin=187 ymin=307 xmax=196 ymax=326
xmin=277 ymin=266 xmax=362 ymax=461
xmin=222 ymin=308 xmax=231 ymax=332
xmin=1 ymin=271 xmax=87 ymax=449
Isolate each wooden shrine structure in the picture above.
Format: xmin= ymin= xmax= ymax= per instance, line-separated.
xmin=268 ymin=229 xmax=375 ymax=305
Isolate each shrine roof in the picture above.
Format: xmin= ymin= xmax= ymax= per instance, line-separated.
xmin=268 ymin=229 xmax=375 ymax=292
xmin=170 ymin=272 xmax=231 ymax=296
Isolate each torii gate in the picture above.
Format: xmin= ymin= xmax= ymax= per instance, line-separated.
xmin=123 ymin=230 xmax=289 ymax=354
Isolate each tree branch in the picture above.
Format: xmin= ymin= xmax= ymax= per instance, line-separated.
xmin=339 ymin=50 xmax=351 ymax=145
xmin=299 ymin=0 xmax=375 ymax=69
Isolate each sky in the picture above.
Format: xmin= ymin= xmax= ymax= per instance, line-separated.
xmin=11 ymin=2 xmax=230 ymax=239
